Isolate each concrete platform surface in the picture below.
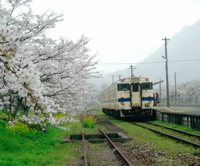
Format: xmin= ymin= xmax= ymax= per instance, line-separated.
xmin=153 ymin=107 xmax=200 ymax=115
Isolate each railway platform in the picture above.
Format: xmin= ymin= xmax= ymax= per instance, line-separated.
xmin=153 ymin=106 xmax=200 ymax=115
xmin=153 ymin=107 xmax=200 ymax=130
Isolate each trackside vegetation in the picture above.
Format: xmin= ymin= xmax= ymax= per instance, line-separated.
xmin=1 ymin=108 xmax=199 ymax=165
xmin=150 ymin=120 xmax=200 ymax=136
xmin=0 ymin=108 xmax=102 ymax=166
xmin=94 ymin=111 xmax=200 ymax=156
xmin=0 ymin=119 xmax=82 ymax=166
xmin=82 ymin=115 xmax=97 ymax=129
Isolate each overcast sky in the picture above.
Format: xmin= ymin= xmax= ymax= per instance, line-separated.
xmin=32 ymin=0 xmax=200 ymax=75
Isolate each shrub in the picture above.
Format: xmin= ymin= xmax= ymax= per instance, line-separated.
xmin=82 ymin=115 xmax=97 ymax=129
xmin=6 ymin=121 xmax=38 ymax=137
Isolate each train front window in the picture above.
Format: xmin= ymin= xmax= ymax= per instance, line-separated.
xmin=132 ymin=83 xmax=139 ymax=92
xmin=142 ymin=83 xmax=153 ymax=90
xmin=118 ymin=84 xmax=130 ymax=91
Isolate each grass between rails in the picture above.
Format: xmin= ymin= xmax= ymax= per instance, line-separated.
xmin=150 ymin=120 xmax=200 ymax=136
xmin=94 ymin=111 xmax=200 ymax=155
xmin=86 ymin=142 xmax=120 ymax=166
xmin=138 ymin=122 xmax=200 ymax=145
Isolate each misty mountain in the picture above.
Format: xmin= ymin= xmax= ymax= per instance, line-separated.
xmin=89 ymin=19 xmax=200 ymax=89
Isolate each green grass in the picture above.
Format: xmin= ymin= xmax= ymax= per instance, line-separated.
xmin=0 ymin=120 xmax=74 ymax=166
xmin=94 ymin=111 xmax=200 ymax=156
xmin=86 ymin=107 xmax=101 ymax=111
xmin=0 ymin=110 xmax=102 ymax=166
xmin=138 ymin=122 xmax=200 ymax=145
xmin=150 ymin=120 xmax=200 ymax=135
xmin=82 ymin=125 xmax=100 ymax=134
xmin=94 ymin=110 xmax=115 ymax=120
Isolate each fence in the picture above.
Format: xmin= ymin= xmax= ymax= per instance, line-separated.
xmin=160 ymin=97 xmax=200 ymax=107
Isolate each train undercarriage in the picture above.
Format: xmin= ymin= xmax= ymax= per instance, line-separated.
xmin=102 ymin=108 xmax=153 ymax=120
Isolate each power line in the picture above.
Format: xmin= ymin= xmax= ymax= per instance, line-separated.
xmin=97 ymin=58 xmax=200 ymax=65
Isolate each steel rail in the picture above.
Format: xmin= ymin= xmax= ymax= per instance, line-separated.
xmin=132 ymin=123 xmax=200 ymax=148
xmin=146 ymin=122 xmax=200 ymax=139
xmin=82 ymin=131 xmax=88 ymax=166
xmin=96 ymin=124 xmax=133 ymax=166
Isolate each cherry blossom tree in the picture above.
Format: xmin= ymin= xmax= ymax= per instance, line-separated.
xmin=31 ymin=36 xmax=100 ymax=113
xmin=0 ymin=21 xmax=48 ymax=128
xmin=0 ymin=0 xmax=100 ymax=129
xmin=159 ymin=79 xmax=200 ymax=100
xmin=177 ymin=79 xmax=200 ymax=98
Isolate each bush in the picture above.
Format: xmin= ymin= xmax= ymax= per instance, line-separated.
xmin=6 ymin=122 xmax=38 ymax=137
xmin=82 ymin=115 xmax=97 ymax=129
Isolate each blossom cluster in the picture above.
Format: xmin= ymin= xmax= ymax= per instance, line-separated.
xmin=0 ymin=22 xmax=47 ymax=113
xmin=0 ymin=26 xmax=18 ymax=71
xmin=19 ymin=114 xmax=46 ymax=126
xmin=7 ymin=113 xmax=76 ymax=131
xmin=48 ymin=113 xmax=76 ymax=128
xmin=16 ymin=65 xmax=42 ymax=98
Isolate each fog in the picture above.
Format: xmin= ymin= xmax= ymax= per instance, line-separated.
xmin=31 ymin=0 xmax=200 ymax=74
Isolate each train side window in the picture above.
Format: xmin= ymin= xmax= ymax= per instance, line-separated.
xmin=142 ymin=83 xmax=153 ymax=90
xmin=132 ymin=84 xmax=139 ymax=92
xmin=117 ymin=84 xmax=130 ymax=91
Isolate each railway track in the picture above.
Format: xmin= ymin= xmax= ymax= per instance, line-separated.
xmin=82 ymin=112 xmax=200 ymax=165
xmin=96 ymin=124 xmax=133 ymax=166
xmin=132 ymin=122 xmax=200 ymax=148
xmin=147 ymin=122 xmax=200 ymax=139
xmin=82 ymin=130 xmax=88 ymax=166
xmin=81 ymin=124 xmax=133 ymax=166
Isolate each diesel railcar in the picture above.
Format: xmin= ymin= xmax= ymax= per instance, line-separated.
xmin=100 ymin=76 xmax=154 ymax=118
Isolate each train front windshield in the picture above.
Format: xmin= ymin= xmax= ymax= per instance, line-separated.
xmin=117 ymin=84 xmax=130 ymax=91
xmin=141 ymin=83 xmax=153 ymax=90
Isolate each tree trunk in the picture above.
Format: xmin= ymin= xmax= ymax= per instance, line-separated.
xmin=24 ymin=108 xmax=29 ymax=116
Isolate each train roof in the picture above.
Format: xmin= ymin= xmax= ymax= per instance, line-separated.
xmin=117 ymin=77 xmax=152 ymax=83
xmin=101 ymin=76 xmax=152 ymax=95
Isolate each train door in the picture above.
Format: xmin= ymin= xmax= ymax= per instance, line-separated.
xmin=130 ymin=83 xmax=141 ymax=107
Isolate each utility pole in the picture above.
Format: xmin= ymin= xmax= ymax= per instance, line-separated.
xmin=111 ymin=75 xmax=117 ymax=84
xmin=162 ymin=37 xmax=170 ymax=107
xmin=174 ymin=72 xmax=177 ymax=104
xmin=118 ymin=74 xmax=123 ymax=80
xmin=129 ymin=65 xmax=135 ymax=77
xmin=159 ymin=78 xmax=162 ymax=101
